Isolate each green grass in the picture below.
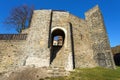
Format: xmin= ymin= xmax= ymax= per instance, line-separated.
xmin=48 ymin=67 xmax=120 ymax=80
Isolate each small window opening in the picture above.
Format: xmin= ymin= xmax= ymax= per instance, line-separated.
xmin=53 ymin=36 xmax=63 ymax=46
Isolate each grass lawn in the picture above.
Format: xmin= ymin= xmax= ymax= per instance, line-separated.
xmin=48 ymin=67 xmax=120 ymax=80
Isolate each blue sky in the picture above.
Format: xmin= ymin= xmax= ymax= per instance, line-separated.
xmin=0 ymin=0 xmax=120 ymax=47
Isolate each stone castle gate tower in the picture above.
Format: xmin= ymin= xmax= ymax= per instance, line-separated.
xmin=0 ymin=5 xmax=115 ymax=72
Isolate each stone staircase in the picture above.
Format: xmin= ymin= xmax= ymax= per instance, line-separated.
xmin=0 ymin=66 xmax=70 ymax=80
xmin=47 ymin=66 xmax=70 ymax=77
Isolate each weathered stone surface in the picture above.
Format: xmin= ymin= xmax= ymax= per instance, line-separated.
xmin=85 ymin=5 xmax=115 ymax=68
xmin=0 ymin=40 xmax=26 ymax=73
xmin=0 ymin=66 xmax=70 ymax=80
xmin=0 ymin=5 xmax=115 ymax=78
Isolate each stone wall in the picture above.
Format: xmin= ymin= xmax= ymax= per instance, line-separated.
xmin=85 ymin=5 xmax=115 ymax=68
xmin=24 ymin=10 xmax=52 ymax=67
xmin=69 ymin=14 xmax=97 ymax=68
xmin=51 ymin=11 xmax=73 ymax=70
xmin=0 ymin=40 xmax=26 ymax=73
xmin=0 ymin=5 xmax=115 ymax=74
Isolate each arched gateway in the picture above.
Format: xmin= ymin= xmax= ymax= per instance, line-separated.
xmin=0 ymin=5 xmax=115 ymax=74
xmin=50 ymin=28 xmax=65 ymax=64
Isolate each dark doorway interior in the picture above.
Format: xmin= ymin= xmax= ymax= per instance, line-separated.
xmin=50 ymin=29 xmax=65 ymax=64
xmin=114 ymin=53 xmax=120 ymax=66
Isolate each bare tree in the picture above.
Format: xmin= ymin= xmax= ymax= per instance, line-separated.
xmin=4 ymin=5 xmax=34 ymax=33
